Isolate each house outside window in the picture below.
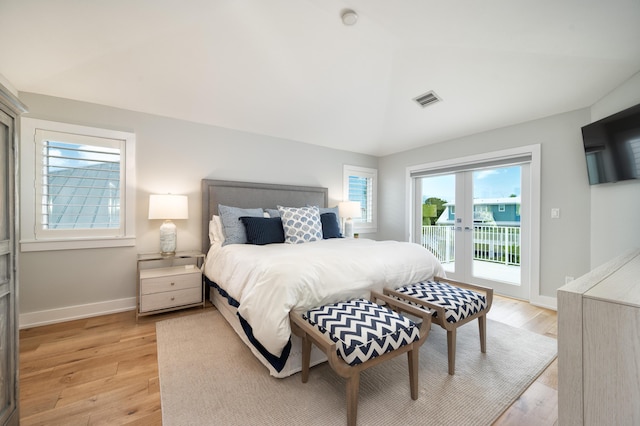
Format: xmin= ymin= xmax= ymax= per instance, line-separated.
xmin=343 ymin=165 xmax=377 ymax=234
xmin=21 ymin=118 xmax=136 ymax=251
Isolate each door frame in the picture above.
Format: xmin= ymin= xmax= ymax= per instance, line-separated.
xmin=406 ymin=145 xmax=554 ymax=309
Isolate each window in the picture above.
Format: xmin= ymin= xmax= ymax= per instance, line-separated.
xmin=21 ymin=118 xmax=136 ymax=251
xmin=343 ymin=165 xmax=377 ymax=233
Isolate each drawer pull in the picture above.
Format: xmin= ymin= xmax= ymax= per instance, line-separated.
xmin=170 ymin=282 xmax=175 ymax=286
xmin=171 ymin=296 xmax=175 ymax=301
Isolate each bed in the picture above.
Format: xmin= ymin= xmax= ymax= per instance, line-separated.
xmin=201 ymin=179 xmax=445 ymax=378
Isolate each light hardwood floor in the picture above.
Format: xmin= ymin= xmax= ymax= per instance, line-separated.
xmin=19 ymin=295 xmax=558 ymax=425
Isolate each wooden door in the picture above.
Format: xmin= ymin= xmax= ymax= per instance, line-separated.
xmin=0 ymin=86 xmax=25 ymax=425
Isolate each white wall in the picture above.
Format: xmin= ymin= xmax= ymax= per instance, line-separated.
xmin=378 ymin=109 xmax=593 ymax=302
xmin=17 ymin=92 xmax=378 ymax=327
xmin=16 ymin=71 xmax=640 ymax=325
xmin=0 ymin=73 xmax=18 ymax=97
xmin=588 ymin=71 xmax=640 ymax=268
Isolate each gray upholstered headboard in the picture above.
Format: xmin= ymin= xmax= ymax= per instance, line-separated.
xmin=201 ymin=179 xmax=329 ymax=253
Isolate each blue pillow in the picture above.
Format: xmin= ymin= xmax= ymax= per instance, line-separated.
xmin=218 ymin=204 xmax=264 ymax=245
xmin=318 ymin=206 xmax=340 ymax=218
xmin=239 ymin=216 xmax=285 ymax=245
xmin=265 ymin=208 xmax=280 ymax=218
xmin=321 ymin=212 xmax=343 ymax=239
xmin=311 ymin=206 xmax=341 ymax=233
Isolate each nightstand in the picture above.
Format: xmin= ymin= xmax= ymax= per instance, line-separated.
xmin=137 ymin=251 xmax=206 ymax=318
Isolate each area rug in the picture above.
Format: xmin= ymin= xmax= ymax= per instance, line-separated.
xmin=157 ymin=310 xmax=556 ymax=426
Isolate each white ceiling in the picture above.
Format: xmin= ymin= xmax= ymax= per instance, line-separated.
xmin=1 ymin=0 xmax=639 ymax=156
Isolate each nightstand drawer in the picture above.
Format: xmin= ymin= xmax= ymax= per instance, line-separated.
xmin=140 ymin=287 xmax=202 ymax=312
xmin=140 ymin=268 xmax=201 ymax=295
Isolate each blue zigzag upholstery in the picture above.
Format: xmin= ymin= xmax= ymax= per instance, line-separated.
xmin=290 ymin=292 xmax=432 ymax=426
xmin=395 ymin=280 xmax=487 ymax=324
xmin=303 ymin=299 xmax=420 ymax=366
xmin=384 ymin=277 xmax=493 ymax=375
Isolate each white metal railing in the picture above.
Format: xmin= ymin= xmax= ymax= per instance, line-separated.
xmin=422 ymin=225 xmax=456 ymax=264
xmin=421 ymin=225 xmax=521 ymax=266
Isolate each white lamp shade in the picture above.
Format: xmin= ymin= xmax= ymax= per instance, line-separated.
xmin=148 ymin=194 xmax=189 ymax=220
xmin=338 ymin=201 xmax=362 ymax=219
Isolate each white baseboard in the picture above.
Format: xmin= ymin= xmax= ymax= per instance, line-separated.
xmin=530 ymin=294 xmax=557 ymax=311
xmin=19 ymin=297 xmax=137 ymax=329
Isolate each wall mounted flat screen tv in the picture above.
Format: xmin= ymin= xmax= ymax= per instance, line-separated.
xmin=582 ymin=102 xmax=640 ymax=185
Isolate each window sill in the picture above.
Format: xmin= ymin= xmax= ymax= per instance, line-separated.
xmin=354 ymin=227 xmax=377 ymax=234
xmin=20 ymin=236 xmax=136 ymax=252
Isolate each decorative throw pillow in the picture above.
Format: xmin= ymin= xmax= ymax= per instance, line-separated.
xmin=265 ymin=208 xmax=280 ymax=218
xmin=309 ymin=205 xmax=341 ymax=234
xmin=218 ymin=204 xmax=264 ymax=245
xmin=317 ymin=205 xmax=340 ymax=217
xmin=239 ymin=216 xmax=285 ymax=245
xmin=320 ymin=212 xmax=342 ymax=239
xmin=278 ymin=206 xmax=323 ymax=244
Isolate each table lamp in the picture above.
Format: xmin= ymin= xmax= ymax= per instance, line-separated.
xmin=339 ymin=201 xmax=362 ymax=238
xmin=148 ymin=194 xmax=189 ymax=254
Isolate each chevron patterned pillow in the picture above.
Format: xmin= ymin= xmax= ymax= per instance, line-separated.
xmin=395 ymin=281 xmax=487 ymax=323
xmin=303 ymin=299 xmax=419 ymax=366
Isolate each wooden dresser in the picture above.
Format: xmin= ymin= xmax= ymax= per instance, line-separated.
xmin=557 ymin=249 xmax=640 ymax=425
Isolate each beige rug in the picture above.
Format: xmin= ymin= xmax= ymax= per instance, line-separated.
xmin=157 ymin=310 xmax=556 ymax=426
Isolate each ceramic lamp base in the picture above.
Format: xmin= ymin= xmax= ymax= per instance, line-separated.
xmin=344 ymin=218 xmax=354 ymax=238
xmin=159 ymin=219 xmax=177 ymax=254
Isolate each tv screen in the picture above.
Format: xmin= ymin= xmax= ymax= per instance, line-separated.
xmin=581 ymin=102 xmax=640 ymax=185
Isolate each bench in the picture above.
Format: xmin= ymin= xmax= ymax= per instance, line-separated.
xmin=289 ymin=292 xmax=432 ymax=426
xmin=384 ymin=276 xmax=493 ymax=375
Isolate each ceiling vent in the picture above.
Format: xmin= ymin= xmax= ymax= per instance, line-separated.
xmin=413 ymin=91 xmax=442 ymax=108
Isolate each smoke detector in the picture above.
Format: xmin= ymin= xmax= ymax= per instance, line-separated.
xmin=341 ymin=10 xmax=358 ymax=26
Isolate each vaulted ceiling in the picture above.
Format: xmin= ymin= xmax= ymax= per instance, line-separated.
xmin=1 ymin=0 xmax=639 ymax=156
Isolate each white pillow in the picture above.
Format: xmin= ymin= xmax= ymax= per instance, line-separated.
xmin=209 ymin=215 xmax=224 ymax=244
xmin=277 ymin=206 xmax=323 ymax=244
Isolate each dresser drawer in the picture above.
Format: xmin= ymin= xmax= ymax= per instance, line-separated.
xmin=140 ymin=269 xmax=201 ymax=295
xmin=140 ymin=287 xmax=202 ymax=312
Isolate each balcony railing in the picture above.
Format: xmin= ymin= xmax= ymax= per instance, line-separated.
xmin=421 ymin=225 xmax=521 ymax=266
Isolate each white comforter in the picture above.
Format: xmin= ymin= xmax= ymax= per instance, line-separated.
xmin=204 ymin=238 xmax=444 ymax=358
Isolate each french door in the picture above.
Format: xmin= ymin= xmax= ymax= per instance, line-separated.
xmin=413 ymin=159 xmax=533 ymax=300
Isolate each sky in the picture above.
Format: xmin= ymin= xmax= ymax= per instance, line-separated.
xmin=421 ymin=165 xmax=521 ymax=204
xmin=47 ymin=141 xmax=120 ymax=171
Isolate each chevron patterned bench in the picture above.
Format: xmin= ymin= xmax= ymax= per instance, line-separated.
xmin=384 ymin=276 xmax=493 ymax=375
xmin=289 ymin=292 xmax=432 ymax=426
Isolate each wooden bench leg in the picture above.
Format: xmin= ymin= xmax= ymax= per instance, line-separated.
xmin=290 ymin=297 xmax=431 ymax=426
xmin=447 ymin=329 xmax=456 ymax=375
xmin=346 ymin=373 xmax=360 ymax=426
xmin=301 ymin=335 xmax=311 ymax=383
xmin=408 ymin=348 xmax=419 ymax=400
xmin=478 ymin=314 xmax=487 ymax=353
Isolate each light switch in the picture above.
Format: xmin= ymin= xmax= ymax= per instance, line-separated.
xmin=551 ymin=208 xmax=560 ymax=219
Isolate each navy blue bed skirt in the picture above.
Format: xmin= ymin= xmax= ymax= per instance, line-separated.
xmin=204 ymin=276 xmax=291 ymax=372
